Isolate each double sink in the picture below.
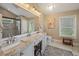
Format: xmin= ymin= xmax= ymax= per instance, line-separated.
xmin=0 ymin=36 xmax=18 ymax=49
xmin=0 ymin=32 xmax=43 ymax=56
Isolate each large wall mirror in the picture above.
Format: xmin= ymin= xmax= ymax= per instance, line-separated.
xmin=2 ymin=16 xmax=21 ymax=38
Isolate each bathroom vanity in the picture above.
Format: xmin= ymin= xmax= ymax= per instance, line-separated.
xmin=0 ymin=32 xmax=48 ymax=56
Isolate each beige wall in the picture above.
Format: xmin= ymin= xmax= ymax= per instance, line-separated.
xmin=44 ymin=10 xmax=79 ymax=44
xmin=34 ymin=15 xmax=45 ymax=32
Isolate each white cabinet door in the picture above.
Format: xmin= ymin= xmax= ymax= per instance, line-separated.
xmin=44 ymin=36 xmax=47 ymax=48
xmin=22 ymin=43 xmax=34 ymax=56
xmin=46 ymin=36 xmax=52 ymax=45
xmin=42 ymin=35 xmax=47 ymax=53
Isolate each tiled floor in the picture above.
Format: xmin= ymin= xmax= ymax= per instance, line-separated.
xmin=48 ymin=40 xmax=79 ymax=56
xmin=42 ymin=45 xmax=73 ymax=56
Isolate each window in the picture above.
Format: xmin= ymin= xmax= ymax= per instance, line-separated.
xmin=28 ymin=20 xmax=35 ymax=33
xmin=59 ymin=15 xmax=76 ymax=38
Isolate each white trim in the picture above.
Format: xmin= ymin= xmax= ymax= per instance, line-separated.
xmin=59 ymin=15 xmax=77 ymax=39
xmin=74 ymin=15 xmax=77 ymax=39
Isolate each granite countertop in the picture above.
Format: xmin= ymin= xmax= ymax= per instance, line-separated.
xmin=0 ymin=41 xmax=20 ymax=56
xmin=20 ymin=33 xmax=43 ymax=48
xmin=0 ymin=33 xmax=44 ymax=56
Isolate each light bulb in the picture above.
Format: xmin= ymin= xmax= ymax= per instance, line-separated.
xmin=48 ymin=4 xmax=55 ymax=11
xmin=49 ymin=5 xmax=53 ymax=10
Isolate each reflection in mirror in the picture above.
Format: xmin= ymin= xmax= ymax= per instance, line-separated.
xmin=2 ymin=17 xmax=21 ymax=38
xmin=28 ymin=19 xmax=35 ymax=33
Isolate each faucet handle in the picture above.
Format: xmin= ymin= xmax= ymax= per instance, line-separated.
xmin=12 ymin=36 xmax=16 ymax=43
xmin=6 ymin=40 xmax=10 ymax=45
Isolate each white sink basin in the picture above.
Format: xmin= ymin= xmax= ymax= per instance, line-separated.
xmin=0 ymin=37 xmax=19 ymax=48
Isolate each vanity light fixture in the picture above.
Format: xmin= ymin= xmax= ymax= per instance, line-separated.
xmin=49 ymin=5 xmax=53 ymax=10
xmin=15 ymin=3 xmax=41 ymax=17
xmin=25 ymin=4 xmax=30 ymax=8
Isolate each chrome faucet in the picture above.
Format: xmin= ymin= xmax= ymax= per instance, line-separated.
xmin=11 ymin=36 xmax=16 ymax=43
xmin=6 ymin=33 xmax=16 ymax=45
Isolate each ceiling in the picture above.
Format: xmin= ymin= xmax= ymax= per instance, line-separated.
xmin=0 ymin=3 xmax=36 ymax=18
xmin=32 ymin=3 xmax=79 ymax=15
xmin=0 ymin=3 xmax=79 ymax=16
